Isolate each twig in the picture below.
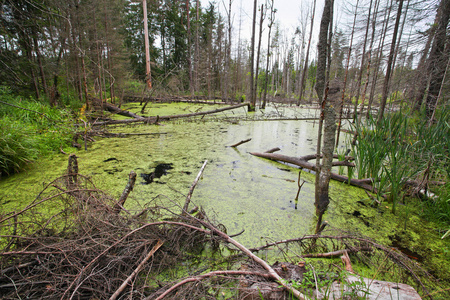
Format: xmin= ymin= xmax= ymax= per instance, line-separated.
xmin=110 ymin=240 xmax=164 ymax=300
xmin=229 ymin=138 xmax=252 ymax=147
xmin=294 ymin=170 xmax=306 ymax=202
xmin=182 ymin=160 xmax=208 ymax=213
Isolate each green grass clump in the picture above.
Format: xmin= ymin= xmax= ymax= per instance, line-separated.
xmin=0 ymin=86 xmax=74 ymax=177
xmin=348 ymin=106 xmax=449 ymax=216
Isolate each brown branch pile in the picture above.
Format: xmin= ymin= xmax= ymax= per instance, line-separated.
xmin=0 ymin=173 xmax=222 ymax=299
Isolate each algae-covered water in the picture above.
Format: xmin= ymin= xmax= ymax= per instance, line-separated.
xmin=1 ymin=102 xmax=449 ymax=286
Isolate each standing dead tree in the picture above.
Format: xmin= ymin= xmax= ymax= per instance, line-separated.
xmin=314 ymin=0 xmax=335 ymax=233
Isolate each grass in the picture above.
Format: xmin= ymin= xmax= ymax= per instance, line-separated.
xmin=0 ymin=86 xmax=74 ymax=176
xmin=348 ymin=106 xmax=449 ymax=217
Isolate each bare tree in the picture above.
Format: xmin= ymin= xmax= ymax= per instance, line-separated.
xmin=261 ymin=0 xmax=276 ymax=109
xmin=254 ymin=4 xmax=265 ymax=107
xmin=314 ymin=0 xmax=335 ymax=233
xmin=378 ymin=0 xmax=404 ymax=124
xmin=335 ymin=0 xmax=359 ymax=147
xmin=249 ymin=0 xmax=258 ymax=110
xmin=296 ymin=0 xmax=317 ymax=106
xmin=424 ymin=0 xmax=450 ymax=119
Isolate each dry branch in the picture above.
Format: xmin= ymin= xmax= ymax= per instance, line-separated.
xmin=229 ymin=138 xmax=251 ymax=147
xmin=152 ymin=270 xmax=272 ymax=300
xmin=110 ymin=240 xmax=164 ymax=300
xmin=190 ymin=217 xmax=310 ymax=300
xmin=182 ymin=160 xmax=208 ymax=213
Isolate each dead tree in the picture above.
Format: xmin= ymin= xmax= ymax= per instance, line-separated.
xmin=314 ymin=0 xmax=335 ymax=233
xmin=296 ymin=0 xmax=316 ymax=106
xmin=377 ymin=0 xmax=404 ymax=124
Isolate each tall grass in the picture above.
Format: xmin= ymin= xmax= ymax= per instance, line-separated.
xmin=0 ymin=87 xmax=74 ymax=176
xmin=348 ymin=107 xmax=449 ymax=216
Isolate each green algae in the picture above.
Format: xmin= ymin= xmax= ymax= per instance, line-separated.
xmin=1 ymin=103 xmax=449 ymax=296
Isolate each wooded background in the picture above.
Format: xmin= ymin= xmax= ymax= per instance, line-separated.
xmin=0 ymin=0 xmax=448 ymax=117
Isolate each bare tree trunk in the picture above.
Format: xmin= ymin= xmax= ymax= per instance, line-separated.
xmin=262 ymin=0 xmax=275 ymax=109
xmin=411 ymin=21 xmax=435 ymax=111
xmin=223 ymin=0 xmax=232 ymax=102
xmin=357 ymin=0 xmax=380 ymax=122
xmin=367 ymin=0 xmax=393 ymax=118
xmin=425 ymin=0 xmax=450 ymax=119
xmin=186 ymin=0 xmax=194 ymax=98
xmin=314 ymin=0 xmax=335 ymax=232
xmin=352 ymin=0 xmax=373 ymax=122
xmin=377 ymin=0 xmax=404 ymax=124
xmin=254 ymin=4 xmax=265 ymax=108
xmin=336 ymin=0 xmax=359 ymax=148
xmin=143 ymin=0 xmax=152 ymax=89
xmin=32 ymin=35 xmax=49 ymax=98
xmin=249 ymin=0 xmax=257 ymax=111
xmin=195 ymin=0 xmax=200 ymax=95
xmin=297 ymin=0 xmax=316 ymax=106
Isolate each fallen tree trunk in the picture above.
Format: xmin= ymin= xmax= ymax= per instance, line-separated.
xmin=249 ymin=152 xmax=375 ymax=192
xmin=85 ymin=102 xmax=251 ymax=126
xmin=104 ymin=102 xmax=144 ymax=119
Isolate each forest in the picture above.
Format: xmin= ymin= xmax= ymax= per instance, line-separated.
xmin=0 ymin=0 xmax=449 ymax=299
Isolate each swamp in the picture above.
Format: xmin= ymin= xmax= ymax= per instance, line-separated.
xmin=1 ymin=0 xmax=449 ymax=298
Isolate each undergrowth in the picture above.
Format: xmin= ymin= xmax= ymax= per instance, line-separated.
xmin=0 ymin=86 xmax=74 ymax=177
xmin=348 ymin=106 xmax=450 ymax=232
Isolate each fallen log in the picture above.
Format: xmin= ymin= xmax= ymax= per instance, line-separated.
xmin=85 ymin=102 xmax=251 ymax=126
xmin=104 ymin=102 xmax=144 ymax=119
xmin=249 ymin=152 xmax=375 ymax=192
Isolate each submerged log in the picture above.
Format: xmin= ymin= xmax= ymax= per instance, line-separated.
xmin=86 ymin=102 xmax=251 ymax=126
xmin=249 ymin=152 xmax=375 ymax=192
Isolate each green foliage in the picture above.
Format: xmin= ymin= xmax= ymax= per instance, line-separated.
xmin=0 ymin=87 xmax=74 ymax=176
